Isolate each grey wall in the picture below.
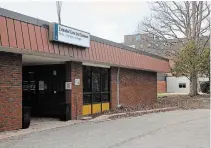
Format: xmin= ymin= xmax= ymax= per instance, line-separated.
xmin=166 ymin=77 xmax=190 ymax=93
xmin=157 ymin=73 xmax=167 ymax=81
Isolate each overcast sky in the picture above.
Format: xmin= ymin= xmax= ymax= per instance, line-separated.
xmin=0 ymin=1 xmax=151 ymax=43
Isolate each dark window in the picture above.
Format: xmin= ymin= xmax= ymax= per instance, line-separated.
xmin=93 ymin=93 xmax=101 ymax=103
xmin=101 ymin=69 xmax=109 ymax=92
xmin=83 ymin=94 xmax=92 ymax=104
xmin=83 ymin=66 xmax=92 ymax=92
xmin=102 ymin=93 xmax=109 ymax=102
xmin=179 ymin=83 xmax=186 ymax=88
xmin=92 ymin=67 xmax=101 ymax=92
xmin=23 ymin=81 xmax=29 ymax=91
xmin=83 ymin=66 xmax=110 ymax=105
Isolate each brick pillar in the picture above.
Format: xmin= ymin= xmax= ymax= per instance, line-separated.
xmin=110 ymin=67 xmax=117 ymax=109
xmin=0 ymin=52 xmax=22 ymax=132
xmin=65 ymin=61 xmax=71 ymax=120
xmin=71 ymin=61 xmax=83 ymax=119
xmin=157 ymin=81 xmax=166 ymax=93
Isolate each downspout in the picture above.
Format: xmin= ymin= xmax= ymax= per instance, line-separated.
xmin=117 ymin=67 xmax=121 ymax=107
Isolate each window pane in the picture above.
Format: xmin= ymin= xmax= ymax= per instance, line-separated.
xmin=93 ymin=93 xmax=101 ymax=103
xmin=83 ymin=66 xmax=92 ymax=92
xmin=92 ymin=67 xmax=101 ymax=92
xmin=136 ymin=35 xmax=141 ymax=41
xmin=179 ymin=83 xmax=186 ymax=88
xmin=83 ymin=94 xmax=92 ymax=104
xmin=102 ymin=93 xmax=109 ymax=102
xmin=83 ymin=66 xmax=110 ymax=105
xmin=101 ymin=69 xmax=109 ymax=92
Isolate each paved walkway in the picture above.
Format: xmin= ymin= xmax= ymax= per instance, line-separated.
xmin=0 ymin=118 xmax=85 ymax=140
xmin=0 ymin=109 xmax=209 ymax=148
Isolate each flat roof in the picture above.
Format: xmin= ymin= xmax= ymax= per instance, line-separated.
xmin=0 ymin=7 xmax=168 ymax=61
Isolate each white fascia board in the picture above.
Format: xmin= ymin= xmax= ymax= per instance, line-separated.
xmin=82 ymin=62 xmax=110 ymax=68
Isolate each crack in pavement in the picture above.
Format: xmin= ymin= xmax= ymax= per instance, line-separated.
xmin=106 ymin=116 xmax=209 ymax=148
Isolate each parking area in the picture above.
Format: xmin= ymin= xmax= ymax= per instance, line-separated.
xmin=0 ymin=109 xmax=209 ymax=148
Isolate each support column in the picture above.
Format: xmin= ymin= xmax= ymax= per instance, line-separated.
xmin=70 ymin=61 xmax=83 ymax=120
xmin=0 ymin=52 xmax=22 ymax=132
xmin=110 ymin=67 xmax=117 ymax=109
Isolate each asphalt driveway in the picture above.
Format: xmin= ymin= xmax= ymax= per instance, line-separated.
xmin=0 ymin=109 xmax=209 ymax=148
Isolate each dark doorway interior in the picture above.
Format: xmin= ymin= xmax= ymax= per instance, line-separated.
xmin=22 ymin=64 xmax=65 ymax=118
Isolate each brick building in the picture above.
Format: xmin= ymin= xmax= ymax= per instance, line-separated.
xmin=123 ymin=33 xmax=209 ymax=93
xmin=0 ymin=8 xmax=170 ymax=132
xmin=124 ymin=34 xmax=171 ymax=93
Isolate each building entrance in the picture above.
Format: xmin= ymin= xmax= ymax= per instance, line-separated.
xmin=22 ymin=64 xmax=65 ymax=118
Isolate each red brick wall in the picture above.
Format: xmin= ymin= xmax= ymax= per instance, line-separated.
xmin=71 ymin=62 xmax=83 ymax=119
xmin=111 ymin=67 xmax=157 ymax=108
xmin=157 ymin=81 xmax=166 ymax=93
xmin=0 ymin=52 xmax=22 ymax=132
xmin=110 ymin=67 xmax=118 ymax=109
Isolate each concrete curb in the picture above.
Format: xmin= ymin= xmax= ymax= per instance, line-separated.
xmin=90 ymin=107 xmax=179 ymax=122
xmin=131 ymin=107 xmax=179 ymax=114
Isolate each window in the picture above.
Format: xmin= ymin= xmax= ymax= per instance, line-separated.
xmin=93 ymin=93 xmax=101 ymax=103
xmin=179 ymin=83 xmax=186 ymax=88
xmin=102 ymin=93 xmax=109 ymax=102
xmin=83 ymin=66 xmax=92 ymax=92
xmin=136 ymin=35 xmax=141 ymax=41
xmin=127 ymin=36 xmax=133 ymax=42
xmin=83 ymin=66 xmax=110 ymax=105
xmin=101 ymin=69 xmax=109 ymax=92
xmin=92 ymin=67 xmax=101 ymax=92
xmin=83 ymin=94 xmax=92 ymax=104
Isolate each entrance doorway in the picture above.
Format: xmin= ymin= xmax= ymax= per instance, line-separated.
xmin=22 ymin=54 xmax=67 ymax=120
xmin=22 ymin=64 xmax=65 ymax=118
xmin=82 ymin=66 xmax=110 ymax=116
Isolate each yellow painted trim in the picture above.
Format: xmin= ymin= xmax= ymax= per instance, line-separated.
xmin=82 ymin=105 xmax=91 ymax=116
xmin=102 ymin=103 xmax=110 ymax=112
xmin=92 ymin=104 xmax=101 ymax=114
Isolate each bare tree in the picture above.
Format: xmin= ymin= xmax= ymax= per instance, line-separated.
xmin=139 ymin=1 xmax=210 ymax=96
xmin=56 ymin=1 xmax=62 ymax=24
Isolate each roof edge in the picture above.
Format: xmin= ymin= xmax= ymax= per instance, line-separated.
xmin=90 ymin=36 xmax=168 ymax=61
xmin=0 ymin=7 xmax=169 ymax=61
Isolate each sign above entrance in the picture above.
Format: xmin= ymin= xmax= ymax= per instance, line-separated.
xmin=49 ymin=23 xmax=90 ymax=48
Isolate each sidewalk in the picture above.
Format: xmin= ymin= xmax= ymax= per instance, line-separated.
xmin=0 ymin=118 xmax=86 ymax=140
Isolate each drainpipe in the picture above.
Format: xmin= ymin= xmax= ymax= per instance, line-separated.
xmin=117 ymin=67 xmax=121 ymax=107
